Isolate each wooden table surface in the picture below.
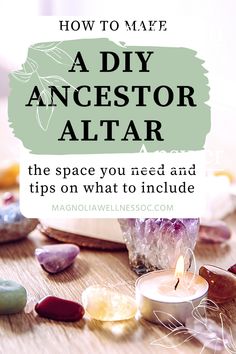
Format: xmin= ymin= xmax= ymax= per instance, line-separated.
xmin=0 ymin=212 xmax=236 ymax=354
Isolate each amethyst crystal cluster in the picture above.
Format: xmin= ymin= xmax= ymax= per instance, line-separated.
xmin=118 ymin=218 xmax=199 ymax=274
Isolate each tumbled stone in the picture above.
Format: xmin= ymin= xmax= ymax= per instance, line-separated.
xmin=0 ymin=202 xmax=39 ymax=243
xmin=2 ymin=192 xmax=17 ymax=205
xmin=198 ymin=222 xmax=231 ymax=243
xmin=35 ymin=296 xmax=84 ymax=321
xmin=35 ymin=244 xmax=80 ymax=274
xmin=0 ymin=161 xmax=19 ymax=188
xmin=82 ymin=286 xmax=137 ymax=321
xmin=186 ymin=316 xmax=232 ymax=351
xmin=199 ymin=265 xmax=236 ymax=303
xmin=228 ymin=264 xmax=236 ymax=275
xmin=0 ymin=279 xmax=27 ymax=314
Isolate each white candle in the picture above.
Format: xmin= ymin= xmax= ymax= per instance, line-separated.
xmin=136 ymin=258 xmax=209 ymax=324
xmin=137 ymin=271 xmax=208 ymax=303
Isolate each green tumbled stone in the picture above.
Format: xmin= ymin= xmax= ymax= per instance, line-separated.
xmin=0 ymin=280 xmax=27 ymax=314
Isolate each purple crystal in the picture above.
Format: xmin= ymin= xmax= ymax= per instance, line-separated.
xmin=118 ymin=218 xmax=199 ymax=274
xmin=35 ymin=244 xmax=80 ymax=274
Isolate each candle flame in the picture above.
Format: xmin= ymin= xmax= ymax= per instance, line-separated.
xmin=175 ymin=255 xmax=185 ymax=278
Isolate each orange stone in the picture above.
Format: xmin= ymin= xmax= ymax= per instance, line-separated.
xmin=82 ymin=286 xmax=137 ymax=321
xmin=0 ymin=161 xmax=19 ymax=188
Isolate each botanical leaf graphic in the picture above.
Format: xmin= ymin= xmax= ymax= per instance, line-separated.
xmin=186 ymin=316 xmax=235 ymax=353
xmin=191 ymin=306 xmax=206 ymax=326
xmin=44 ymin=47 xmax=74 ymax=66
xmin=23 ymin=57 xmax=38 ymax=73
xmin=36 ymin=89 xmax=54 ymax=131
xmin=219 ymin=313 xmax=236 ymax=354
xmin=41 ymin=75 xmax=76 ymax=89
xmin=197 ymin=298 xmax=219 ymax=311
xmin=11 ymin=71 xmax=32 ymax=83
xmin=151 ymin=300 xmax=235 ymax=353
xmin=151 ymin=327 xmax=194 ymax=348
xmin=191 ymin=298 xmax=219 ymax=326
xmin=11 ymin=57 xmax=37 ymax=83
xmin=31 ymin=41 xmax=61 ymax=51
xmin=153 ymin=311 xmax=184 ymax=330
xmin=186 ymin=247 xmax=196 ymax=274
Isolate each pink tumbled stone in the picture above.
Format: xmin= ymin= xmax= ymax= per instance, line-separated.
xmin=198 ymin=222 xmax=231 ymax=243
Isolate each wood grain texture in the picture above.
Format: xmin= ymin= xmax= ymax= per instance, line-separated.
xmin=0 ymin=212 xmax=236 ymax=354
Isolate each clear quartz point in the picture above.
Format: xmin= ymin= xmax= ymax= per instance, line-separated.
xmin=24 ymin=297 xmax=37 ymax=314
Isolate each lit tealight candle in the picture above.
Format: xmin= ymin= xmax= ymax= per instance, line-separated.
xmin=136 ymin=256 xmax=209 ymax=324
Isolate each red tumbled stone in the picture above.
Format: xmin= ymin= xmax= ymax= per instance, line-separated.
xmin=199 ymin=264 xmax=236 ymax=303
xmin=35 ymin=296 xmax=85 ymax=322
xmin=228 ymin=264 xmax=236 ymax=275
